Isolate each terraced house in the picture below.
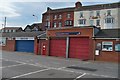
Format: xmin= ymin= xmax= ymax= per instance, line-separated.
xmin=42 ymin=2 xmax=120 ymax=29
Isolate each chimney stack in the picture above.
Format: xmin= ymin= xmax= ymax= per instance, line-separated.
xmin=75 ymin=1 xmax=82 ymax=8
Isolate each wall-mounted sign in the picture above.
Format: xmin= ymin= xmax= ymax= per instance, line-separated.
xmin=15 ymin=37 xmax=34 ymax=40
xmin=56 ymin=32 xmax=80 ymax=36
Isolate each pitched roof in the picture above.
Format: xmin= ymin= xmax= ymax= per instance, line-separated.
xmin=1 ymin=27 xmax=22 ymax=30
xmin=94 ymin=28 xmax=120 ymax=38
xmin=2 ymin=31 xmax=45 ymax=37
xmin=75 ymin=2 xmax=120 ymax=11
xmin=43 ymin=2 xmax=119 ymax=15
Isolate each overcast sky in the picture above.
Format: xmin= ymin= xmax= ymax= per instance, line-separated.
xmin=0 ymin=0 xmax=119 ymax=29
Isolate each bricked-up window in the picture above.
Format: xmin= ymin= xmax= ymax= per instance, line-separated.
xmin=0 ymin=37 xmax=6 ymax=46
xmin=96 ymin=20 xmax=100 ymax=26
xmin=102 ymin=42 xmax=113 ymax=51
xmin=115 ymin=43 xmax=120 ymax=52
xmin=67 ymin=13 xmax=71 ymax=18
xmin=105 ymin=17 xmax=114 ymax=23
xmin=90 ymin=11 xmax=94 ymax=17
xmin=53 ymin=22 xmax=57 ymax=28
xmin=65 ymin=20 xmax=72 ymax=26
xmin=78 ymin=19 xmax=86 ymax=25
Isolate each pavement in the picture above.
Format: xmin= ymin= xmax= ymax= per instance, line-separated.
xmin=0 ymin=50 xmax=120 ymax=80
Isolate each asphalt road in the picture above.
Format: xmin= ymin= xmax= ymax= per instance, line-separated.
xmin=0 ymin=50 xmax=119 ymax=80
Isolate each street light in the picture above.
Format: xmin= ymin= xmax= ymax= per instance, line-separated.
xmin=32 ymin=14 xmax=38 ymax=22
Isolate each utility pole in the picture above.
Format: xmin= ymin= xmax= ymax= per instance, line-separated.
xmin=4 ymin=17 xmax=6 ymax=32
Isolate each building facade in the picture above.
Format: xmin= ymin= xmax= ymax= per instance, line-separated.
xmin=0 ymin=27 xmax=23 ymax=33
xmin=42 ymin=6 xmax=75 ymax=29
xmin=74 ymin=2 xmax=120 ymax=29
xmin=42 ymin=2 xmax=119 ymax=29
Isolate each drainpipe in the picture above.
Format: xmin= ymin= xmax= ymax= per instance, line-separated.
xmin=66 ymin=37 xmax=69 ymax=59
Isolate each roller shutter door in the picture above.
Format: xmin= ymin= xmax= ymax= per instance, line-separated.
xmin=50 ymin=38 xmax=66 ymax=57
xmin=16 ymin=40 xmax=34 ymax=53
xmin=69 ymin=37 xmax=89 ymax=60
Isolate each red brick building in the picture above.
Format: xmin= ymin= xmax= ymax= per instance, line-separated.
xmin=93 ymin=29 xmax=120 ymax=62
xmin=42 ymin=2 xmax=82 ymax=29
xmin=45 ymin=26 xmax=100 ymax=60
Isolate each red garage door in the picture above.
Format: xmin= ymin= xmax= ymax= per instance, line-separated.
xmin=50 ymin=38 xmax=66 ymax=57
xmin=69 ymin=37 xmax=89 ymax=60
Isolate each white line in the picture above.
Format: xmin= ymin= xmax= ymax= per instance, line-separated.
xmin=1 ymin=63 xmax=26 ymax=68
xmin=11 ymin=68 xmax=50 ymax=78
xmin=1 ymin=58 xmax=117 ymax=78
xmin=74 ymin=73 xmax=86 ymax=80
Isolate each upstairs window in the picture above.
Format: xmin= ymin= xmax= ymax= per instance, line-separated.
xmin=107 ymin=10 xmax=111 ymax=16
xmin=53 ymin=22 xmax=57 ymax=28
xmin=78 ymin=19 xmax=86 ymax=25
xmin=67 ymin=13 xmax=71 ymax=18
xmin=89 ymin=20 xmax=94 ymax=26
xmin=96 ymin=11 xmax=100 ymax=16
xmin=90 ymin=11 xmax=94 ymax=17
xmin=46 ymin=16 xmax=49 ymax=20
xmin=80 ymin=12 xmax=83 ymax=18
xmin=105 ymin=17 xmax=114 ymax=24
xmin=54 ymin=15 xmax=57 ymax=20
xmin=65 ymin=20 xmax=72 ymax=26
xmin=96 ymin=20 xmax=100 ymax=26
xmin=58 ymin=15 xmax=62 ymax=19
xmin=58 ymin=22 xmax=62 ymax=27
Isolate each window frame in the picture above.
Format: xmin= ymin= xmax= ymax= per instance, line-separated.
xmin=58 ymin=22 xmax=62 ymax=27
xmin=67 ymin=13 xmax=71 ymax=19
xmin=53 ymin=22 xmax=57 ymax=28
xmin=102 ymin=41 xmax=113 ymax=51
xmin=115 ymin=43 xmax=120 ymax=52
xmin=78 ymin=19 xmax=86 ymax=25
xmin=96 ymin=19 xmax=100 ymax=26
xmin=96 ymin=11 xmax=100 ymax=16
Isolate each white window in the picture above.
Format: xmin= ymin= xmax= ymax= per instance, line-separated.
xmin=89 ymin=20 xmax=94 ymax=26
xmin=53 ymin=22 xmax=57 ymax=28
xmin=5 ymin=30 xmax=8 ymax=32
xmin=102 ymin=42 xmax=113 ymax=51
xmin=0 ymin=37 xmax=6 ymax=46
xmin=58 ymin=15 xmax=62 ymax=19
xmin=115 ymin=44 xmax=120 ymax=52
xmin=90 ymin=11 xmax=94 ymax=17
xmin=65 ymin=20 xmax=72 ymax=26
xmin=13 ymin=30 xmax=16 ymax=32
xmin=78 ymin=19 xmax=86 ymax=25
xmin=9 ymin=30 xmax=11 ymax=32
xmin=107 ymin=10 xmax=111 ymax=15
xmin=105 ymin=17 xmax=114 ymax=23
xmin=96 ymin=11 xmax=100 ymax=16
xmin=80 ymin=12 xmax=83 ymax=18
xmin=67 ymin=13 xmax=70 ymax=18
xmin=54 ymin=15 xmax=57 ymax=20
xmin=96 ymin=20 xmax=100 ymax=26
xmin=58 ymin=22 xmax=62 ymax=27
xmin=46 ymin=16 xmax=49 ymax=20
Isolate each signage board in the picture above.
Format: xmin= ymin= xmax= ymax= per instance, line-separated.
xmin=15 ymin=37 xmax=34 ymax=40
xmin=56 ymin=32 xmax=80 ymax=36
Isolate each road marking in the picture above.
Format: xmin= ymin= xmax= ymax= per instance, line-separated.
xmin=1 ymin=63 xmax=26 ymax=68
xmin=1 ymin=58 xmax=117 ymax=78
xmin=74 ymin=73 xmax=86 ymax=80
xmin=11 ymin=68 xmax=51 ymax=78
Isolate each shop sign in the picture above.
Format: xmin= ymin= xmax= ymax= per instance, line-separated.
xmin=15 ymin=37 xmax=34 ymax=40
xmin=56 ymin=32 xmax=80 ymax=36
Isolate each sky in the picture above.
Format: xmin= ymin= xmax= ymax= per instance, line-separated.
xmin=0 ymin=0 xmax=119 ymax=29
